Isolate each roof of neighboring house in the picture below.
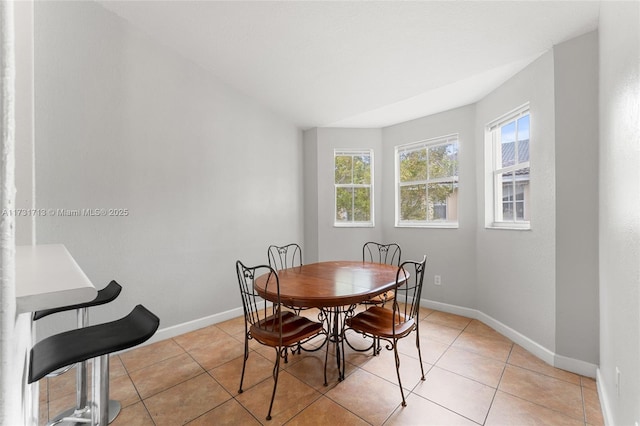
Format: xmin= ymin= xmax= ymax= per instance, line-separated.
xmin=501 ymin=139 xmax=530 ymax=169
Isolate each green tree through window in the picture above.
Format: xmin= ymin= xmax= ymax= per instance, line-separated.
xmin=335 ymin=150 xmax=373 ymax=225
xmin=396 ymin=136 xmax=458 ymax=225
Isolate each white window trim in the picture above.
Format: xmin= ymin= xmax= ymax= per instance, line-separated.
xmin=333 ymin=149 xmax=374 ymax=228
xmin=394 ymin=134 xmax=459 ymax=228
xmin=485 ymin=103 xmax=531 ymax=230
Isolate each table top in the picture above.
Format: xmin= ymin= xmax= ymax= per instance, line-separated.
xmin=255 ymin=260 xmax=405 ymax=308
xmin=16 ymin=244 xmax=97 ymax=314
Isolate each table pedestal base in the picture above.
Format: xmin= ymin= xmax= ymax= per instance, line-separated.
xmin=320 ymin=305 xmax=359 ymax=381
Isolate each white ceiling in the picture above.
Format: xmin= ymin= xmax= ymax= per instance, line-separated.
xmin=98 ymin=1 xmax=600 ymax=129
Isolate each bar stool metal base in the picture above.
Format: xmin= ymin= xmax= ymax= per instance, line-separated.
xmin=47 ymin=400 xmax=121 ymax=426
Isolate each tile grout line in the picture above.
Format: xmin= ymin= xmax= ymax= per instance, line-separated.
xmin=406 ymin=316 xmax=494 ymax=425
xmin=580 ymin=382 xmax=587 ymax=425
xmin=481 ymin=342 xmax=514 ymax=425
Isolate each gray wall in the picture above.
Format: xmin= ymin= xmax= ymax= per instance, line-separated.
xmin=303 ymin=128 xmax=319 ymax=263
xmin=475 ymin=51 xmax=557 ymax=351
xmin=34 ymin=1 xmax=303 ymax=337
xmin=382 ymin=105 xmax=477 ymax=308
xmin=554 ymin=31 xmax=599 ymax=366
xmin=598 ymin=2 xmax=640 ymax=424
xmin=303 ymin=42 xmax=602 ymax=371
xmin=304 ymin=127 xmax=383 ymax=262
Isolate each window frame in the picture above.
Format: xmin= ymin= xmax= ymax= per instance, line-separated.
xmin=394 ymin=134 xmax=459 ymax=228
xmin=333 ymin=149 xmax=374 ymax=228
xmin=486 ymin=103 xmax=531 ymax=230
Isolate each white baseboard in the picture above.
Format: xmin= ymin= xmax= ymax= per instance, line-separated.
xmin=596 ymin=367 xmax=614 ymax=426
xmin=421 ymin=299 xmax=478 ymax=320
xmin=420 ymin=298 xmax=598 ymax=378
xmin=132 ymin=306 xmax=245 ymax=349
xmin=126 ymin=298 xmax=598 ymax=379
xmin=554 ymin=353 xmax=598 ymax=378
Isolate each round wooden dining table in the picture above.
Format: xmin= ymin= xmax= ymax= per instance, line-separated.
xmin=254 ymin=260 xmax=403 ymax=307
xmin=254 ymin=260 xmax=407 ymax=381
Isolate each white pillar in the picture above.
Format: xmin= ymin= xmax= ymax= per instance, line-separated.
xmin=0 ymin=0 xmax=19 ymax=424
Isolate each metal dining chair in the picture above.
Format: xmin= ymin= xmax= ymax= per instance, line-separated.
xmin=267 ymin=243 xmax=302 ymax=271
xmin=362 ymin=242 xmax=402 ymax=307
xmin=268 ymin=243 xmax=308 ymax=320
xmin=353 ymin=242 xmax=403 ymax=356
xmin=236 ymin=261 xmax=327 ymax=421
xmin=344 ymin=255 xmax=427 ymax=407
xmin=362 ymin=241 xmax=402 ymax=267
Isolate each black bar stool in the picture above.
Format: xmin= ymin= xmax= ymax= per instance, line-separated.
xmin=33 ymin=280 xmax=122 ymax=424
xmin=29 ymin=304 xmax=160 ymax=426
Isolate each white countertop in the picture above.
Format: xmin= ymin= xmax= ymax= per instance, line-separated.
xmin=16 ymin=244 xmax=97 ymax=314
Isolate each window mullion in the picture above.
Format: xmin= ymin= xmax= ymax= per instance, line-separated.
xmin=515 ymin=117 xmax=520 ymax=164
xmin=511 ymin=175 xmax=516 ymax=222
xmin=427 ymin=176 xmax=459 ymax=184
xmin=351 ymin=155 xmax=355 ymax=221
xmin=495 ymin=161 xmax=529 ymax=175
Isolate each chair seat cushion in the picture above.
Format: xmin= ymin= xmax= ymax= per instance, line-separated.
xmin=250 ymin=311 xmax=323 ymax=347
xmin=346 ymin=306 xmax=415 ymax=338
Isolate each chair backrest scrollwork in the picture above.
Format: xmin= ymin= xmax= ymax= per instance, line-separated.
xmin=268 ymin=243 xmax=303 ymax=271
xmin=363 ymin=242 xmax=402 ymax=266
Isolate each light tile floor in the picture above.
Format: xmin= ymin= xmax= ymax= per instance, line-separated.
xmin=38 ymin=308 xmax=604 ymax=425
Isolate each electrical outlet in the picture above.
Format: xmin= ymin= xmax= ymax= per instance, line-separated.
xmin=434 ymin=275 xmax=441 ymax=286
xmin=616 ymin=367 xmax=621 ymax=397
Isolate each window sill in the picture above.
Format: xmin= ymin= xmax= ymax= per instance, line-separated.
xmin=395 ymin=222 xmax=459 ymax=229
xmin=486 ymin=222 xmax=531 ymax=231
xmin=334 ymin=223 xmax=375 ymax=228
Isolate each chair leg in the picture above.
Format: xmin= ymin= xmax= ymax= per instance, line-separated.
xmin=295 ymin=308 xmax=302 ymax=355
xmin=92 ymin=354 xmax=110 ymax=425
xmin=393 ymin=339 xmax=407 ymax=407
xmin=48 ymin=309 xmax=91 ymax=424
xmin=267 ymin=347 xmax=283 ymax=421
xmin=415 ymin=327 xmax=426 ymax=381
xmin=48 ymin=308 xmax=122 ymax=425
xmin=238 ymin=335 xmax=249 ymax=393
xmin=323 ymin=332 xmax=329 ymax=387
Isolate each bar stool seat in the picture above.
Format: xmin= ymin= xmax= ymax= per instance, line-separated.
xmin=32 ymin=280 xmax=122 ymax=424
xmin=30 ymin=305 xmax=159 ymax=425
xmin=33 ymin=280 xmax=122 ymax=321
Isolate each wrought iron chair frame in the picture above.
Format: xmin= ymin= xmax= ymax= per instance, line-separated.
xmin=362 ymin=242 xmax=402 ymax=306
xmin=344 ymin=255 xmax=427 ymax=407
xmin=356 ymin=242 xmax=403 ymax=355
xmin=236 ymin=261 xmax=327 ymax=421
xmin=268 ymin=243 xmax=317 ymax=356
xmin=267 ymin=243 xmax=303 ymax=272
xmin=362 ymin=241 xmax=402 ymax=267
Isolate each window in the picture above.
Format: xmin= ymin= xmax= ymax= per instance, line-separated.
xmin=334 ymin=149 xmax=373 ymax=227
xmin=486 ymin=104 xmax=530 ymax=228
xmin=395 ymin=135 xmax=459 ymax=227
